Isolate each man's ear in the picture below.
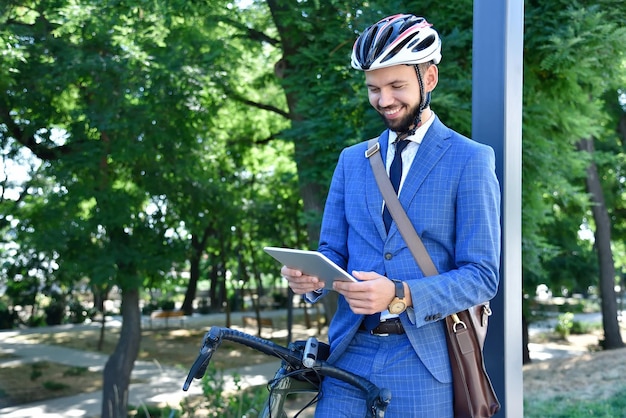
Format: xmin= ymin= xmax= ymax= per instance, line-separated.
xmin=424 ymin=64 xmax=439 ymax=92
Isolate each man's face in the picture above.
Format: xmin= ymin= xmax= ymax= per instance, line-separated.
xmin=365 ymin=65 xmax=422 ymax=133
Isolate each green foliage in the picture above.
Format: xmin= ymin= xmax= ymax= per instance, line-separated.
xmin=197 ymin=298 xmax=211 ymax=314
xmin=0 ymin=300 xmax=16 ymax=329
xmin=44 ymin=296 xmax=67 ymax=326
xmin=30 ymin=361 xmax=49 ymax=381
xmin=570 ymin=320 xmax=596 ymax=335
xmin=62 ymin=366 xmax=88 ymax=377
xmin=159 ymin=299 xmax=176 ymax=311
xmin=42 ymin=381 xmax=70 ymax=391
xmin=68 ymin=301 xmax=91 ymax=324
xmin=141 ymin=300 xmax=159 ymax=315
xmin=524 ymin=390 xmax=626 ymax=418
xmin=128 ymin=404 xmax=181 ymax=418
xmin=554 ymin=312 xmax=574 ymax=339
xmin=27 ymin=314 xmax=46 ymax=328
xmin=179 ymin=363 xmax=266 ymax=418
xmin=30 ymin=368 xmax=43 ymax=381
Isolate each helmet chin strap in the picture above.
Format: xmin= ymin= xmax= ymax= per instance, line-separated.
xmin=396 ymin=65 xmax=429 ymax=139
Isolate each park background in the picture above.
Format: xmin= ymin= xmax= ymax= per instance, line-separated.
xmin=1 ymin=0 xmax=626 ymax=417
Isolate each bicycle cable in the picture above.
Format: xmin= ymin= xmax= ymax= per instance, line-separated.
xmin=266 ymin=366 xmax=323 ymax=418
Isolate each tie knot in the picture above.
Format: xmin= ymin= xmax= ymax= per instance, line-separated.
xmin=394 ymin=139 xmax=410 ymax=155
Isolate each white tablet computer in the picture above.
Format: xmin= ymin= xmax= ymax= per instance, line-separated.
xmin=264 ymin=246 xmax=357 ymax=290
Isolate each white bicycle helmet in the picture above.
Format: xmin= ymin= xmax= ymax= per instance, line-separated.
xmin=351 ymin=14 xmax=442 ymax=71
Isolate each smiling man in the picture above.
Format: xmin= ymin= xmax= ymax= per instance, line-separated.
xmin=366 ymin=62 xmax=437 ymax=133
xmin=281 ymin=14 xmax=501 ymax=417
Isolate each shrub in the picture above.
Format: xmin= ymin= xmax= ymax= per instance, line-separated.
xmin=44 ymin=298 xmax=67 ymax=326
xmin=141 ymin=301 xmax=159 ymax=315
xmin=63 ymin=366 xmax=88 ymax=377
xmin=68 ymin=301 xmax=89 ymax=324
xmin=180 ymin=363 xmax=266 ymax=417
xmin=570 ymin=320 xmax=591 ymax=335
xmin=42 ymin=381 xmax=70 ymax=391
xmin=28 ymin=314 xmax=46 ymax=327
xmin=30 ymin=361 xmax=49 ymax=381
xmin=0 ymin=306 xmax=16 ymax=329
xmin=555 ymin=312 xmax=574 ymax=339
xmin=159 ymin=299 xmax=176 ymax=311
xmin=198 ymin=298 xmax=211 ymax=314
xmin=128 ymin=404 xmax=181 ymax=417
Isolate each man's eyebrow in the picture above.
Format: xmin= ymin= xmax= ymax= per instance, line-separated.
xmin=366 ymin=79 xmax=408 ymax=88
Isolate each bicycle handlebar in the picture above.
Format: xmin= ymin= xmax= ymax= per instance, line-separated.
xmin=182 ymin=326 xmax=391 ymax=418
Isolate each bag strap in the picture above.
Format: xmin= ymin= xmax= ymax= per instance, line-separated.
xmin=366 ymin=138 xmax=439 ymax=277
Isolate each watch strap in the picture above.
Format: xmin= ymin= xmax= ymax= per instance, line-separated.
xmin=391 ymin=279 xmax=405 ymax=298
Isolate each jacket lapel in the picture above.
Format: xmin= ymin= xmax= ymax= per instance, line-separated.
xmin=366 ymin=117 xmax=452 ymax=240
xmin=398 ymin=116 xmax=452 ymax=211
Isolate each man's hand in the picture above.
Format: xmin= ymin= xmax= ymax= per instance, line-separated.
xmin=333 ymin=271 xmax=395 ymax=314
xmin=281 ymin=265 xmax=325 ymax=295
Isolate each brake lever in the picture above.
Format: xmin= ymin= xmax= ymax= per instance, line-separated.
xmin=182 ymin=330 xmax=222 ymax=391
xmin=371 ymin=387 xmax=392 ymax=418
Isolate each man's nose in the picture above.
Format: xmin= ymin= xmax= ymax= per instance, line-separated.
xmin=378 ymin=89 xmax=394 ymax=108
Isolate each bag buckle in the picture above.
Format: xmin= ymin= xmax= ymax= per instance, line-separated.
xmin=482 ymin=304 xmax=492 ymax=327
xmin=365 ymin=142 xmax=380 ymax=158
xmin=451 ymin=313 xmax=467 ymax=333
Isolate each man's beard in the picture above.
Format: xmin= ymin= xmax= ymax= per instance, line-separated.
xmin=378 ymin=102 xmax=421 ymax=134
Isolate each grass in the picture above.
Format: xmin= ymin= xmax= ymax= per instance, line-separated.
xmin=524 ymin=390 xmax=626 ymax=417
xmin=0 ymin=361 xmax=103 ymax=408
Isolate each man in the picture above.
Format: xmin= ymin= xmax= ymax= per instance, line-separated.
xmin=282 ymin=14 xmax=501 ymax=417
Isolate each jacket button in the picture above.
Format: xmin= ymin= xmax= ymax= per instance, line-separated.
xmin=384 ymin=253 xmax=393 ymax=260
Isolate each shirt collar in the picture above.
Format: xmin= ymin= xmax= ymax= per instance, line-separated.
xmin=388 ymin=112 xmax=436 ymax=146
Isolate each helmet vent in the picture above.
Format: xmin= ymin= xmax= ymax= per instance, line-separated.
xmin=383 ymin=34 xmax=419 ymax=64
xmin=413 ymin=34 xmax=435 ymax=52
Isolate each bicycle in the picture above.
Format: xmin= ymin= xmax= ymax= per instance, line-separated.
xmin=183 ymin=326 xmax=392 ymax=418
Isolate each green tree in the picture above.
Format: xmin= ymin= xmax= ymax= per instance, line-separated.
xmin=0 ymin=1 xmax=231 ymax=416
xmin=1 ymin=2 xmax=303 ymax=414
xmin=523 ymin=0 xmax=626 ymax=352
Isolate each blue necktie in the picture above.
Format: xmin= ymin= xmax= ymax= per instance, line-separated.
xmin=382 ymin=139 xmax=410 ymax=233
xmin=364 ymin=139 xmax=410 ymax=331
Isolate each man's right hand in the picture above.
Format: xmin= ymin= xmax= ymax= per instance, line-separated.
xmin=281 ymin=265 xmax=325 ymax=294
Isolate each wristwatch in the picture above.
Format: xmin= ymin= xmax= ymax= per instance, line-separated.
xmin=388 ymin=279 xmax=407 ymax=314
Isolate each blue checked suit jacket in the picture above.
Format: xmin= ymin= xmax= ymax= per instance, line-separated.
xmin=316 ymin=116 xmax=501 ymax=384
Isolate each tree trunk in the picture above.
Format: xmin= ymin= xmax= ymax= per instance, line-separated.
xmin=97 ymin=304 xmax=107 ymax=352
xmin=181 ymin=235 xmax=202 ymax=315
xmin=267 ymin=0 xmax=338 ymax=323
xmin=522 ymin=315 xmax=531 ymax=364
xmin=578 ymin=137 xmax=624 ymax=349
xmin=182 ymin=229 xmax=213 ymax=315
xmin=181 ymin=264 xmax=198 ymax=315
xmin=101 ymin=288 xmax=142 ymax=418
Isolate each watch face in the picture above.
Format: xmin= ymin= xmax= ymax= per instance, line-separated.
xmin=389 ymin=300 xmax=406 ymax=314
